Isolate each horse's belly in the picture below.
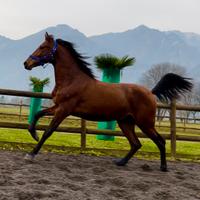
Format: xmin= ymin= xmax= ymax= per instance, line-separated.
xmin=72 ymin=113 xmax=123 ymax=121
xmin=72 ymin=104 xmax=128 ymax=121
xmin=72 ymin=113 xmax=114 ymax=121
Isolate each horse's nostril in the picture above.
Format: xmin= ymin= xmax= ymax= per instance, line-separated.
xmin=24 ymin=61 xmax=30 ymax=69
xmin=24 ymin=61 xmax=30 ymax=70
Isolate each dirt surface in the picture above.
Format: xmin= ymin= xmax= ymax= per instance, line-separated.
xmin=0 ymin=151 xmax=199 ymax=200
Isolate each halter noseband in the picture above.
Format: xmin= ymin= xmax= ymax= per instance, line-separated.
xmin=29 ymin=39 xmax=58 ymax=66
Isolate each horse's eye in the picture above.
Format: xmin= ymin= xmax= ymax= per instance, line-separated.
xmin=40 ymin=46 xmax=48 ymax=49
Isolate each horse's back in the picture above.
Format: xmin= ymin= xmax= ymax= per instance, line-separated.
xmin=120 ymin=83 xmax=157 ymax=125
xmin=73 ymin=81 xmax=156 ymax=123
xmin=92 ymin=81 xmax=157 ymax=112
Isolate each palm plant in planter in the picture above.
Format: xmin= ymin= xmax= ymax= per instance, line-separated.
xmin=28 ymin=76 xmax=50 ymax=124
xmin=95 ymin=54 xmax=135 ymax=140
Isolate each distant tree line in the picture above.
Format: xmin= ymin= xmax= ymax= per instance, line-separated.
xmin=0 ymin=96 xmax=53 ymax=108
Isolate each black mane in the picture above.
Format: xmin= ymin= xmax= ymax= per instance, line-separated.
xmin=56 ymin=39 xmax=95 ymax=79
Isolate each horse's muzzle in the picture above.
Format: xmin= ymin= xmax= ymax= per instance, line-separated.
xmin=24 ymin=61 xmax=31 ymax=70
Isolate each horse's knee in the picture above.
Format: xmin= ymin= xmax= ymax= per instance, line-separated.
xmin=133 ymin=140 xmax=142 ymax=150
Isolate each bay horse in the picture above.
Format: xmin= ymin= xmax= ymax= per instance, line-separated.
xmin=24 ymin=33 xmax=192 ymax=171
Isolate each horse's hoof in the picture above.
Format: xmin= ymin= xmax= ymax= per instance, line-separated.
xmin=28 ymin=127 xmax=39 ymax=142
xmin=24 ymin=153 xmax=35 ymax=162
xmin=160 ymin=165 xmax=168 ymax=172
xmin=114 ymin=158 xmax=127 ymax=166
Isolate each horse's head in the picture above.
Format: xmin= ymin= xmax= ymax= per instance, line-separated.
xmin=24 ymin=32 xmax=57 ymax=70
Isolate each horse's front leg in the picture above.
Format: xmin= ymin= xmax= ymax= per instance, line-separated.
xmin=28 ymin=106 xmax=57 ymax=141
xmin=25 ymin=107 xmax=67 ymax=160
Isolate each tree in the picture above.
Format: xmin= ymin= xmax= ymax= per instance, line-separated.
xmin=192 ymin=82 xmax=200 ymax=105
xmin=140 ymin=62 xmax=188 ymax=121
xmin=180 ymin=91 xmax=194 ymax=123
xmin=181 ymin=82 xmax=200 ymax=123
xmin=140 ymin=62 xmax=186 ymax=90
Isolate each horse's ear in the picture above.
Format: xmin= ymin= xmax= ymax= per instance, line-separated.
xmin=45 ymin=32 xmax=51 ymax=41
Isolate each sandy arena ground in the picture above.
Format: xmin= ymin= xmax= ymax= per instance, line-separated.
xmin=0 ymin=151 xmax=199 ymax=200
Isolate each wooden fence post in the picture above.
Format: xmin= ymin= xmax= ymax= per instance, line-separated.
xmin=170 ymin=99 xmax=176 ymax=158
xmin=81 ymin=119 xmax=86 ymax=150
xmin=19 ymin=100 xmax=23 ymax=121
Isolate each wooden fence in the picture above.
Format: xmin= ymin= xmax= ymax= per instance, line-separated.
xmin=0 ymin=88 xmax=200 ymax=158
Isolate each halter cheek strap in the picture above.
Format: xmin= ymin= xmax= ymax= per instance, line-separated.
xmin=29 ymin=39 xmax=58 ymax=66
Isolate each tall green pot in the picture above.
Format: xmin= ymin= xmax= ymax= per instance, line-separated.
xmin=28 ymin=85 xmax=43 ymax=124
xmin=97 ymin=68 xmax=120 ymax=141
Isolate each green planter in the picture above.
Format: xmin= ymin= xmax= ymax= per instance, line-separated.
xmin=28 ymin=85 xmax=43 ymax=124
xmin=97 ymin=68 xmax=120 ymax=141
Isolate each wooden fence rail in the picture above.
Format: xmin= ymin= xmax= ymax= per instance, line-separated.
xmin=0 ymin=88 xmax=51 ymax=99
xmin=0 ymin=88 xmax=200 ymax=158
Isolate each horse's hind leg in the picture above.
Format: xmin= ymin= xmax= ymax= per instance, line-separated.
xmin=140 ymin=126 xmax=167 ymax=172
xmin=115 ymin=117 xmax=141 ymax=166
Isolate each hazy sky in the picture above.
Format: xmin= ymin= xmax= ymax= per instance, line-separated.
xmin=0 ymin=0 xmax=199 ymax=39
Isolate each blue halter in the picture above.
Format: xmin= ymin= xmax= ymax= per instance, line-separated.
xmin=29 ymin=39 xmax=58 ymax=66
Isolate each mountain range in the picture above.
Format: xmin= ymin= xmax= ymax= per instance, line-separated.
xmin=0 ymin=24 xmax=200 ymax=91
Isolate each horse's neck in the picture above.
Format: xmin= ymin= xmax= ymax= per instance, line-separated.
xmin=52 ymin=47 xmax=95 ymax=95
xmin=53 ymin=62 xmax=73 ymax=86
xmin=53 ymin=58 xmax=92 ymax=90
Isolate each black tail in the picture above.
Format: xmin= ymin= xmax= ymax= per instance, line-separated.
xmin=152 ymin=73 xmax=193 ymax=102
